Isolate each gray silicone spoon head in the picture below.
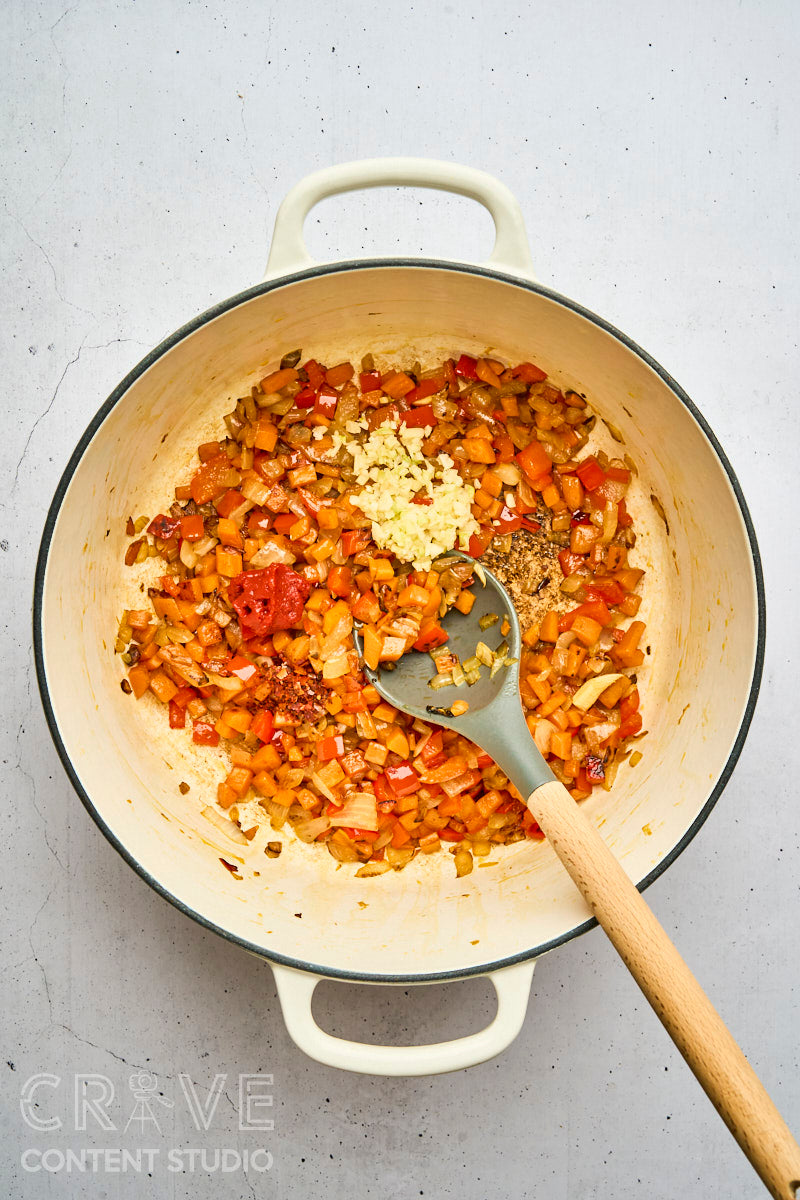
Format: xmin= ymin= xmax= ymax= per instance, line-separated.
xmin=353 ymin=553 xmax=556 ymax=796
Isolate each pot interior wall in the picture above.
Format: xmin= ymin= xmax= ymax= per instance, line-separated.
xmin=39 ymin=265 xmax=759 ymax=979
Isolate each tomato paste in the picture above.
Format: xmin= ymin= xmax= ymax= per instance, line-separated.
xmin=228 ymin=564 xmax=311 ymax=637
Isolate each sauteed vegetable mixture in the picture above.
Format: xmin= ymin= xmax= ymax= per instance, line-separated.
xmin=117 ymin=350 xmax=647 ymax=878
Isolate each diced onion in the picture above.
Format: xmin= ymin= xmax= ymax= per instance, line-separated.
xmin=293 ymin=816 xmax=331 ymax=842
xmin=201 ymin=806 xmax=249 ymax=845
xmin=571 ymin=673 xmax=624 ymax=712
xmin=329 ymin=791 xmax=379 ymax=831
xmin=250 ymin=540 xmax=297 ymax=567
xmin=355 ymin=860 xmax=392 ymax=877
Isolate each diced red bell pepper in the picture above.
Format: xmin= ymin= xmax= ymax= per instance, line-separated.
xmin=605 ymin=466 xmax=631 ymax=483
xmin=493 ymin=504 xmax=523 ymax=533
xmin=294 ymin=386 xmax=317 ymax=409
xmin=476 ymin=752 xmax=494 ymax=769
xmin=192 ymin=720 xmax=220 ymax=747
xmin=567 ymin=598 xmax=612 ymax=627
xmin=405 ymin=377 xmax=445 ymax=404
xmin=516 ymin=440 xmax=553 ymax=484
xmin=168 ymin=700 xmax=186 ymax=729
xmin=520 ymin=517 xmax=541 ymax=533
xmin=385 ymin=763 xmax=421 ymax=796
xmin=467 ymin=528 xmax=493 ymax=558
xmin=327 ymin=565 xmax=353 ymax=597
xmin=272 ymin=513 xmax=296 ymax=535
xmin=341 ymin=530 xmax=371 ymax=558
xmin=314 ymin=386 xmax=339 ymax=419
xmin=455 ymin=354 xmax=478 ymax=379
xmin=558 ymin=549 xmax=586 ymax=576
xmin=180 ymin=513 xmax=205 ymax=541
xmin=318 ymin=734 xmax=345 ymax=761
xmin=438 ymin=827 xmax=464 ymax=842
xmin=584 ymin=580 xmax=626 ymax=605
xmin=351 ymin=590 xmax=382 ymax=623
xmin=229 ymin=654 xmax=259 ymax=684
xmin=303 ymin=359 xmax=325 ymax=389
xmin=619 ymin=689 xmax=640 ymax=722
xmin=419 ymin=729 xmax=444 ymax=766
xmin=575 ymin=455 xmax=606 ymax=492
xmin=247 ymin=509 xmax=272 ymax=533
xmin=374 ymin=774 xmax=394 ymax=808
xmin=399 ymin=404 xmax=436 ymax=429
xmin=359 ymin=370 xmax=381 ymax=393
xmin=493 ymin=434 xmax=516 ymax=462
xmin=413 ymin=623 xmax=449 ymax=652
xmin=512 ymin=361 xmax=548 ymax=383
xmin=148 ymin=513 xmax=181 ymax=539
xmin=584 ymin=754 xmax=606 ymax=783
xmin=617 ymin=498 xmax=634 ymax=528
xmin=618 ymin=712 xmax=643 ymax=739
xmin=251 ymin=710 xmax=275 ymax=743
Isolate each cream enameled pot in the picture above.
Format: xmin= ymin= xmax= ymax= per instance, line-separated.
xmin=34 ymin=160 xmax=764 ymax=1076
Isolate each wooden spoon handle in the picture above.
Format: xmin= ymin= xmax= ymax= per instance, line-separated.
xmin=529 ymin=779 xmax=800 ymax=1200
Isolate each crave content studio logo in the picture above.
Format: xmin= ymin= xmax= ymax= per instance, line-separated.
xmin=18 ymin=1071 xmax=275 ymax=1176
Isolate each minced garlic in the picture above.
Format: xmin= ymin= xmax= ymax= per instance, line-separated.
xmin=345 ymin=422 xmax=479 ymax=570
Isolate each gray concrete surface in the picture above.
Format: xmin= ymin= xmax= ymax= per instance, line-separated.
xmin=2 ymin=1 xmax=798 ymax=1197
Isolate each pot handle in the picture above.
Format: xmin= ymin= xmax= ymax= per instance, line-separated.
xmin=270 ymin=959 xmax=536 ymax=1076
xmin=264 ymin=157 xmax=536 ymax=281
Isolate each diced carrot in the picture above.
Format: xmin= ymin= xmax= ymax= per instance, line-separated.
xmin=217 ymin=518 xmax=243 ymax=549
xmin=217 ymin=783 xmax=238 ymax=809
xmin=253 ymin=770 xmax=278 ymax=797
xmin=215 ymin=546 xmax=243 ymax=577
xmin=316 ymin=506 xmax=340 ymax=531
xmin=254 ymin=418 xmax=279 ymax=452
xmin=385 ymin=727 xmax=410 ymax=758
xmin=571 ymin=615 xmax=603 ymax=647
xmin=226 ymin=766 xmax=254 ymax=797
xmin=196 ymin=618 xmax=222 ymax=648
xmin=324 ymin=362 xmax=354 ymax=387
xmin=128 ymin=663 xmax=151 ymax=699
xmin=362 ymin=626 xmax=382 ymax=672
xmin=462 ymin=437 xmax=496 ymax=464
xmin=225 ymin=709 xmax=253 ymax=733
xmin=381 ymin=371 xmax=416 ymax=399
xmin=251 ymin=743 xmax=282 ymax=772
xmin=397 ymin=584 xmax=430 ymax=607
xmin=539 ymin=610 xmax=560 ymax=643
xmin=454 ymin=589 xmax=475 ymax=615
xmin=260 ymin=367 xmax=298 ymax=394
xmin=149 ymin=671 xmax=179 ymax=704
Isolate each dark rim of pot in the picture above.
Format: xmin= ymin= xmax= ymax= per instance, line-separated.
xmin=33 ymin=259 xmax=766 ymax=985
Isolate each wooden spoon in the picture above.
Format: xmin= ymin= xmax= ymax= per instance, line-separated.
xmin=354 ymin=553 xmax=800 ymax=1200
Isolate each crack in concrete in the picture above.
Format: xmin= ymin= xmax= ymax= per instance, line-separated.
xmin=11 ymin=332 xmax=89 ymax=492
xmin=10 ymin=333 xmax=151 ymax=493
xmin=14 ymin=656 xmax=67 ymax=872
xmin=52 ymin=1024 xmax=153 ymax=1074
xmin=27 ymin=886 xmax=56 ymax=1023
xmin=29 ymin=6 xmax=79 ymax=207
xmin=10 ymin=211 xmax=96 ymax=319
